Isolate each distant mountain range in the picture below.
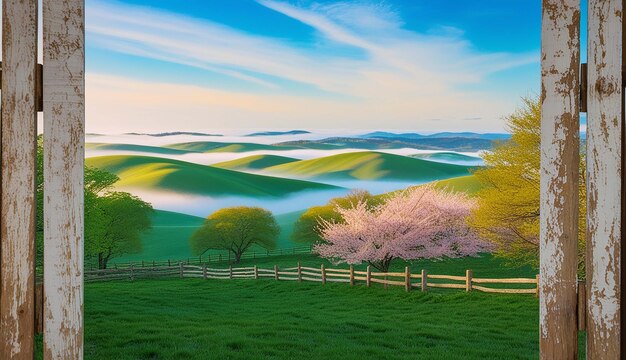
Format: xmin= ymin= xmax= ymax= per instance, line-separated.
xmin=360 ymin=131 xmax=510 ymax=140
xmin=246 ymin=130 xmax=311 ymax=137
xmin=123 ymin=132 xmax=223 ymax=137
xmin=275 ymin=136 xmax=496 ymax=152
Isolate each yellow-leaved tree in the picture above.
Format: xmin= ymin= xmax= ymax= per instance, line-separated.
xmin=469 ymin=97 xmax=586 ymax=275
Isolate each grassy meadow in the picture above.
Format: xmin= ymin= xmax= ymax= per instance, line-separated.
xmin=40 ymin=254 xmax=584 ymax=359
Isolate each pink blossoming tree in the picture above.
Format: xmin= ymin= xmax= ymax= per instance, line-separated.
xmin=315 ymin=185 xmax=490 ymax=272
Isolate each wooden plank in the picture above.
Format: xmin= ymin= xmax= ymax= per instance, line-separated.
xmin=472 ymin=277 xmax=538 ymax=284
xmin=421 ymin=269 xmax=427 ymax=292
xmin=427 ymin=283 xmax=466 ymax=290
xmin=539 ymin=0 xmax=580 ymax=358
xmin=473 ymin=286 xmax=537 ymax=294
xmin=0 ymin=0 xmax=38 ymax=358
xmin=587 ymin=0 xmax=623 ymax=357
xmin=42 ymin=1 xmax=85 ymax=359
xmin=466 ymin=270 xmax=472 ymax=292
xmin=427 ymin=274 xmax=466 ymax=281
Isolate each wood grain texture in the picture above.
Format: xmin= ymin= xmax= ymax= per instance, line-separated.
xmin=586 ymin=0 xmax=623 ymax=357
xmin=0 ymin=0 xmax=38 ymax=358
xmin=539 ymin=0 xmax=580 ymax=358
xmin=42 ymin=0 xmax=85 ymax=359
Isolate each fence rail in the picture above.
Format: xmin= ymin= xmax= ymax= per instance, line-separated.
xmin=93 ymin=246 xmax=314 ymax=270
xmin=84 ymin=262 xmax=539 ymax=295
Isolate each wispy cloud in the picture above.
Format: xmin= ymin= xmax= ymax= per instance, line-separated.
xmin=85 ymin=0 xmax=538 ymax=132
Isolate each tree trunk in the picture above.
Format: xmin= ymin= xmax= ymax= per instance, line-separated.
xmin=233 ymin=250 xmax=243 ymax=263
xmin=98 ymin=253 xmax=109 ymax=270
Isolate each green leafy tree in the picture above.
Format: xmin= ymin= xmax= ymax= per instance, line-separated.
xmin=469 ymin=97 xmax=586 ymax=273
xmin=292 ymin=190 xmax=383 ymax=244
xmin=90 ymin=192 xmax=153 ymax=269
xmin=191 ymin=207 xmax=279 ymax=263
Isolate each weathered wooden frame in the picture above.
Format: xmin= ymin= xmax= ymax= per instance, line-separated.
xmin=0 ymin=0 xmax=85 ymax=359
xmin=540 ymin=0 xmax=624 ymax=358
xmin=0 ymin=0 xmax=623 ymax=359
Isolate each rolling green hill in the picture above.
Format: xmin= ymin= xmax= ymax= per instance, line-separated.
xmin=113 ymin=210 xmax=206 ymax=264
xmin=212 ymin=154 xmax=300 ymax=171
xmin=86 ymin=155 xmax=339 ymax=197
xmin=164 ymin=141 xmax=298 ymax=153
xmin=112 ymin=208 xmax=308 ymax=264
xmin=86 ymin=143 xmax=192 ymax=155
xmin=433 ymin=175 xmax=484 ymax=194
xmin=411 ymin=152 xmax=482 ymax=163
xmin=264 ymin=151 xmax=476 ymax=181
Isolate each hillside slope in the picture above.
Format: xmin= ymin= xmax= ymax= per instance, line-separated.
xmin=212 ymin=154 xmax=299 ymax=171
xmin=165 ymin=141 xmax=298 ymax=153
xmin=86 ymin=155 xmax=339 ymax=197
xmin=264 ymin=151 xmax=475 ymax=181
xmin=87 ymin=143 xmax=192 ymax=155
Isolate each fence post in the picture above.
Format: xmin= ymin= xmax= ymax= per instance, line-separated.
xmin=202 ymin=264 xmax=207 ymax=280
xmin=168 ymin=259 xmax=171 ymax=267
xmin=421 ymin=269 xmax=428 ymax=292
xmin=229 ymin=265 xmax=233 ymax=279
xmin=466 ymin=270 xmax=473 ymax=292
xmin=321 ymin=264 xmax=326 ymax=285
xmin=179 ymin=262 xmax=183 ymax=278
xmin=274 ymin=265 xmax=279 ymax=280
xmin=254 ymin=265 xmax=258 ymax=280
xmin=297 ymin=262 xmax=302 ymax=282
xmin=219 ymin=254 xmax=223 ymax=262
xmin=349 ymin=265 xmax=355 ymax=286
xmin=142 ymin=260 xmax=144 ymax=268
xmin=535 ymin=274 xmax=540 ymax=298
xmin=130 ymin=264 xmax=135 ymax=281
xmin=405 ymin=266 xmax=411 ymax=292
xmin=366 ymin=265 xmax=371 ymax=287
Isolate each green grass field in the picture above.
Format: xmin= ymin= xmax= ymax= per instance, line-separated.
xmin=264 ymin=151 xmax=475 ymax=181
xmin=38 ymin=254 xmax=586 ymax=359
xmin=86 ymin=155 xmax=338 ymax=197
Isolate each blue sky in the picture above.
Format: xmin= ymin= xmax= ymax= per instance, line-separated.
xmin=85 ymin=0 xmax=544 ymax=133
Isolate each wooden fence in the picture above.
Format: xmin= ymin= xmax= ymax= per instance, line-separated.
xmin=84 ymin=263 xmax=539 ymax=295
xmin=100 ymin=245 xmax=313 ymax=270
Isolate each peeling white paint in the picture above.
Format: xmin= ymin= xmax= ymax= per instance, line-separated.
xmin=539 ymin=0 xmax=580 ymax=357
xmin=586 ymin=0 xmax=622 ymax=357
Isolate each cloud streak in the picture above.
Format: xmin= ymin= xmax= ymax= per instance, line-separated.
xmin=85 ymin=0 xmax=538 ymax=132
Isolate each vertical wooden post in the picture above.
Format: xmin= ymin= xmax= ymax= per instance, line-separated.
xmin=366 ymin=265 xmax=371 ymax=287
xmin=536 ymin=274 xmax=540 ymax=298
xmin=540 ymin=0 xmax=580 ymax=358
xmin=179 ymin=262 xmax=183 ymax=278
xmin=297 ymin=262 xmax=302 ymax=282
xmin=43 ymin=0 xmax=85 ymax=358
xmin=321 ymin=264 xmax=326 ymax=285
xmin=465 ymin=270 xmax=472 ymax=292
xmin=405 ymin=267 xmax=411 ymax=292
xmin=130 ymin=264 xmax=134 ymax=281
xmin=587 ymin=0 xmax=623 ymax=357
xmin=421 ymin=270 xmax=427 ymax=292
xmin=229 ymin=265 xmax=233 ymax=280
xmin=254 ymin=265 xmax=258 ymax=280
xmin=202 ymin=264 xmax=207 ymax=280
xmin=0 ymin=0 xmax=38 ymax=358
xmin=274 ymin=265 xmax=279 ymax=281
xmin=349 ymin=265 xmax=355 ymax=286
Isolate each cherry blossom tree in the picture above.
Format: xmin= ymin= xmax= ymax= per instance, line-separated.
xmin=315 ymin=185 xmax=491 ymax=272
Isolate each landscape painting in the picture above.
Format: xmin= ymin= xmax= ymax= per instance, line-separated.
xmin=85 ymin=129 xmax=494 ymax=264
xmin=31 ymin=0 xmax=575 ymax=359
